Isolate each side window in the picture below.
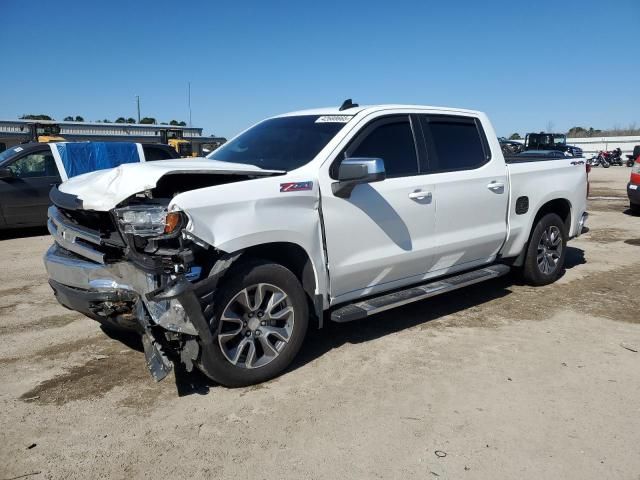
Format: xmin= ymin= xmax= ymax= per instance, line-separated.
xmin=144 ymin=146 xmax=174 ymax=161
xmin=8 ymin=152 xmax=58 ymax=178
xmin=421 ymin=116 xmax=488 ymax=172
xmin=349 ymin=119 xmax=419 ymax=178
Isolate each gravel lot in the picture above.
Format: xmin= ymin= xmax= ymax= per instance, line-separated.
xmin=1 ymin=166 xmax=639 ymax=480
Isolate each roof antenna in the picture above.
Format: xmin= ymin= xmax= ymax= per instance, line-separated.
xmin=339 ymin=98 xmax=359 ymax=111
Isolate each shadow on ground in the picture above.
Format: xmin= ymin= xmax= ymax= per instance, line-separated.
xmin=564 ymin=246 xmax=586 ymax=269
xmin=101 ymin=326 xmax=218 ymax=396
xmin=0 ymin=226 xmax=48 ymax=240
xmin=101 ymin=249 xmax=587 ymax=396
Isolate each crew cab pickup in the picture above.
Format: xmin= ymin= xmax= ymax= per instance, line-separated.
xmin=44 ymin=103 xmax=589 ymax=387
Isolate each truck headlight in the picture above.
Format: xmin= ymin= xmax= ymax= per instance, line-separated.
xmin=115 ymin=206 xmax=185 ymax=237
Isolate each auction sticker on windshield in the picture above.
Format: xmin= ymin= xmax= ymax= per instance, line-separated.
xmin=315 ymin=116 xmax=352 ymax=123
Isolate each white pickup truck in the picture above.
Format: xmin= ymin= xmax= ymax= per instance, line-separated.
xmin=44 ymin=102 xmax=589 ymax=387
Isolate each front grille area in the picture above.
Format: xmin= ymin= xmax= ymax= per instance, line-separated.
xmin=48 ymin=206 xmax=125 ymax=264
xmin=58 ymin=207 xmax=117 ymax=233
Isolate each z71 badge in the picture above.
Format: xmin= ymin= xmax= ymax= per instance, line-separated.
xmin=280 ymin=181 xmax=313 ymax=192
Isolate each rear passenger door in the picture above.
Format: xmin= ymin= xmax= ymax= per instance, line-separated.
xmin=418 ymin=115 xmax=508 ymax=274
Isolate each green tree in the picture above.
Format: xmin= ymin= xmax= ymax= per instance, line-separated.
xmin=508 ymin=133 xmax=522 ymax=140
xmin=63 ymin=116 xmax=74 ymax=121
xmin=140 ymin=117 xmax=156 ymax=124
xmin=20 ymin=114 xmax=53 ymax=120
xmin=126 ymin=118 xmax=136 ymax=124
xmin=115 ymin=117 xmax=127 ymax=123
xmin=567 ymin=126 xmax=587 ymax=137
xmin=75 ymin=116 xmax=84 ymax=122
xmin=103 ymin=119 xmax=111 ymax=123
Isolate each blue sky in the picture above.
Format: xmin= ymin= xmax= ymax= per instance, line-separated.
xmin=1 ymin=0 xmax=638 ymax=138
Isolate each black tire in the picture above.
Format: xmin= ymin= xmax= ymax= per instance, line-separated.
xmin=630 ymin=203 xmax=640 ymax=215
xmin=198 ymin=259 xmax=308 ymax=387
xmin=522 ymin=213 xmax=567 ymax=286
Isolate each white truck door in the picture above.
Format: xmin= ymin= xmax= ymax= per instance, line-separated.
xmin=319 ymin=115 xmax=436 ymax=304
xmin=418 ymin=114 xmax=509 ymax=274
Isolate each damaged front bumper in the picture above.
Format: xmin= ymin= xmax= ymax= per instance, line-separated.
xmin=44 ymin=244 xmax=214 ymax=381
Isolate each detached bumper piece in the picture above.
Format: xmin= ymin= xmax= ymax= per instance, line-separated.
xmin=146 ymin=276 xmax=220 ymax=383
xmin=142 ymin=331 xmax=173 ymax=382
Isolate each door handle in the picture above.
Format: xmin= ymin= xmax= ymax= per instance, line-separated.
xmin=408 ymin=190 xmax=432 ymax=201
xmin=487 ymin=182 xmax=505 ymax=193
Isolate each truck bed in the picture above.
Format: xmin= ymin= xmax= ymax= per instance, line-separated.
xmin=504 ymin=155 xmax=585 ymax=164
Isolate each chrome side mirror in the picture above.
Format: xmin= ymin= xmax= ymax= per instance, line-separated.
xmin=332 ymin=158 xmax=385 ymax=198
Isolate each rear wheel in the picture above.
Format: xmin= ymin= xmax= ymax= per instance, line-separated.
xmin=199 ymin=259 xmax=308 ymax=387
xmin=630 ymin=203 xmax=640 ymax=215
xmin=522 ymin=213 xmax=567 ymax=286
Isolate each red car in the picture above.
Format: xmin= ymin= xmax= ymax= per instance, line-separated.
xmin=628 ymin=155 xmax=640 ymax=214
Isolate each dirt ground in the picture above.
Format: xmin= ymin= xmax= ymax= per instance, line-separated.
xmin=1 ymin=166 xmax=639 ymax=480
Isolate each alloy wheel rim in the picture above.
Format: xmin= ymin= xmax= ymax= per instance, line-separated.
xmin=218 ymin=283 xmax=294 ymax=369
xmin=537 ymin=225 xmax=563 ymax=275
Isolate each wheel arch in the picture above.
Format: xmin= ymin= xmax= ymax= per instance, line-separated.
xmin=531 ymin=197 xmax=572 ymax=233
xmin=231 ymin=242 xmax=325 ymax=327
xmin=511 ymin=197 xmax=572 ymax=267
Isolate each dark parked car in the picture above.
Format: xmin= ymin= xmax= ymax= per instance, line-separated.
xmin=524 ymin=132 xmax=583 ymax=157
xmin=0 ymin=142 xmax=179 ymax=230
xmin=498 ymin=137 xmax=525 ymax=155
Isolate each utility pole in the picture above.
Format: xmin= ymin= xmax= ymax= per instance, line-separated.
xmin=136 ymin=95 xmax=141 ymax=123
xmin=188 ymin=82 xmax=192 ymax=127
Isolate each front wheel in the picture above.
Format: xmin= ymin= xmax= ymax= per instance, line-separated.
xmin=522 ymin=213 xmax=567 ymax=286
xmin=199 ymin=259 xmax=309 ymax=387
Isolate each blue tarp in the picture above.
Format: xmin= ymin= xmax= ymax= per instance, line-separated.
xmin=54 ymin=142 xmax=142 ymax=178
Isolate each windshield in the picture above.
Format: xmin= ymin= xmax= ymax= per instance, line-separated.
xmin=0 ymin=146 xmax=22 ymax=165
xmin=207 ymin=115 xmax=349 ymax=171
xmin=553 ymin=134 xmax=566 ymax=145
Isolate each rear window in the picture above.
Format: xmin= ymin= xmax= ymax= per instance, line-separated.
xmin=144 ymin=146 xmax=175 ymax=161
xmin=421 ymin=116 xmax=488 ymax=172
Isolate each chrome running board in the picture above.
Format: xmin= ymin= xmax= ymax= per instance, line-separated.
xmin=330 ymin=264 xmax=510 ymax=323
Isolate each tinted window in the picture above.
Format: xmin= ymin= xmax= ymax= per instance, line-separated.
xmin=422 ymin=117 xmax=487 ymax=172
xmin=209 ymin=115 xmax=346 ymax=171
xmin=9 ymin=152 xmax=58 ymax=178
xmin=144 ymin=146 xmax=174 ymax=161
xmin=350 ymin=120 xmax=418 ymax=177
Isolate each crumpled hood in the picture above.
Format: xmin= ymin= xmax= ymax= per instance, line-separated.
xmin=58 ymin=158 xmax=283 ymax=211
